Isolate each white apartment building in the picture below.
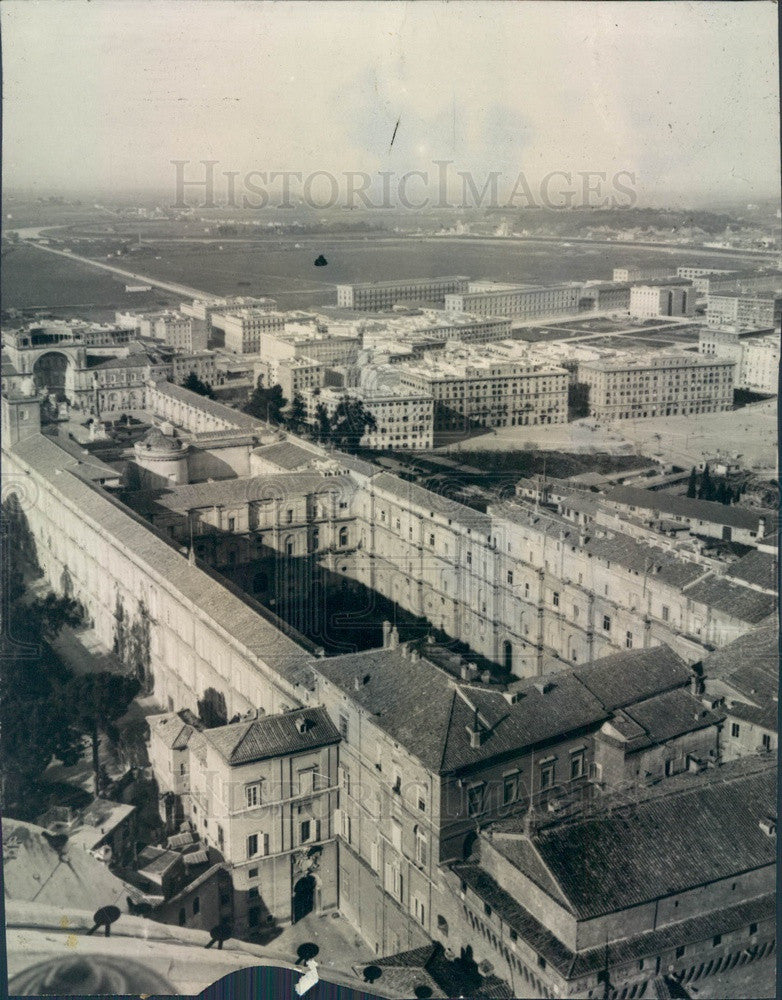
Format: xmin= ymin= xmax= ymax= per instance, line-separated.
xmin=277 ymin=357 xmax=327 ymax=400
xmin=742 ymin=335 xmax=780 ymax=394
xmin=259 ymin=329 xmax=360 ymax=382
xmin=397 ymin=352 xmax=569 ymax=430
xmin=676 ymin=267 xmax=738 ymax=294
xmin=579 ymin=352 xmax=734 ymax=420
xmin=613 ymin=267 xmax=674 ymax=282
xmin=445 ymin=284 xmax=582 ymax=320
xmin=706 ymin=293 xmax=782 ymax=330
xmin=629 ymin=281 xmax=695 ymax=318
xmin=336 ymin=276 xmax=469 ymax=310
xmin=217 ymin=310 xmax=287 ymax=354
xmin=303 ymin=386 xmax=434 ymax=450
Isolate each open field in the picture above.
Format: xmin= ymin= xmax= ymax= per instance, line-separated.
xmin=448 ymin=401 xmax=778 ymax=472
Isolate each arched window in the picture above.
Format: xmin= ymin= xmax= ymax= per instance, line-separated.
xmin=502 ymin=639 xmax=513 ymax=673
xmin=339 ymin=526 xmax=348 ymax=547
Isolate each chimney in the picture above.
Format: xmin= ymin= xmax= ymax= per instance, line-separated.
xmin=466 ymin=709 xmax=483 ymax=748
xmin=480 ymin=670 xmax=491 ymax=684
xmin=388 ymin=626 xmax=400 ymax=650
xmin=466 ymin=663 xmax=479 ymax=680
xmin=690 ymin=673 xmax=703 ymax=696
xmin=410 ymin=650 xmax=420 ymax=663
xmin=382 ymin=621 xmax=392 ymax=648
xmin=460 ymin=664 xmax=471 ymax=680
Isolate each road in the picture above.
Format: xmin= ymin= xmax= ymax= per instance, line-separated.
xmin=18 ymin=236 xmax=210 ymax=299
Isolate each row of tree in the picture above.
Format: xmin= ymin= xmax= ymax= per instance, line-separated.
xmin=1 ymin=496 xmax=140 ymax=817
xmin=686 ymin=464 xmax=747 ymax=505
xmin=243 ymin=380 xmax=377 ymax=453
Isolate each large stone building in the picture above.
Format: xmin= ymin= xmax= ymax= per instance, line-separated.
xmin=217 ymin=309 xmax=287 ymax=354
xmin=628 ymin=279 xmax=695 ymax=319
xmin=578 ymin=351 xmax=734 ymax=421
xmin=706 ymin=292 xmax=782 ymax=330
xmin=336 ymin=277 xmax=470 ymax=310
xmin=397 ymin=350 xmax=569 ymax=430
xmin=2 ymin=380 xmax=776 ymax=998
xmin=302 ymin=385 xmax=435 ymax=450
xmin=445 ymin=284 xmax=582 ymax=321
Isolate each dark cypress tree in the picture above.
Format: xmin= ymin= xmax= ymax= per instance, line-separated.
xmin=686 ymin=467 xmax=698 ymax=498
xmin=698 ymin=463 xmax=712 ymax=500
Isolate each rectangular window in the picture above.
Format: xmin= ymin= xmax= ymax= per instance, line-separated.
xmin=661 ymin=605 xmax=670 ymax=622
xmin=247 ymin=834 xmax=257 ymax=858
xmin=245 ymin=783 xmax=262 ymax=808
xmin=552 ymin=591 xmax=560 ymax=607
xmin=429 ymin=533 xmax=435 ymax=547
xmin=286 ymin=509 xmax=293 ymax=523
xmin=503 ymin=772 xmax=519 ymax=805
xmin=467 ymin=783 xmax=485 ymax=816
xmin=625 ymin=631 xmax=633 ymax=649
xmin=298 ymin=769 xmax=315 ymax=796
xmin=602 ymin=614 xmax=611 ymax=631
xmin=507 ymin=570 xmax=514 ymax=585
xmin=676 ymin=946 xmax=685 ymax=959
xmin=731 ymin=723 xmax=740 ymax=738
xmin=390 ymin=819 xmax=402 ymax=852
xmin=228 ymin=517 xmax=236 ymax=532
xmin=762 ymin=734 xmax=771 ymax=750
xmin=248 ymin=867 xmax=258 ymax=879
xmin=539 ymin=761 xmax=556 ymax=790
xmin=413 ymin=896 xmax=426 ymax=925
xmin=300 ymin=820 xmax=312 ymax=843
xmin=570 ymin=751 xmax=585 ymax=781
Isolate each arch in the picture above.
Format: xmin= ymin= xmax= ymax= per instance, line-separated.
xmin=502 ymin=639 xmax=513 ymax=673
xmin=292 ymin=874 xmax=317 ymax=923
xmin=32 ymin=351 xmax=71 ymax=399
xmin=339 ymin=526 xmax=349 ymax=547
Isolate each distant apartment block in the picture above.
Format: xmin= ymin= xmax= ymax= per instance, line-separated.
xmin=699 ymin=327 xmax=778 ymax=392
xmin=629 ymin=280 xmax=695 ymax=318
xmin=398 ymin=353 xmax=568 ymax=430
xmin=217 ymin=309 xmax=287 ymax=354
xmin=706 ymin=292 xmax=782 ymax=330
xmin=742 ymin=335 xmax=780 ymax=394
xmin=303 ymin=385 xmax=434 ymax=450
xmin=676 ymin=266 xmax=740 ymax=294
xmin=336 ymin=276 xmax=470 ymax=310
xmin=579 ymin=352 xmax=734 ymax=420
xmin=445 ymin=284 xmax=582 ymax=321
xmin=613 ymin=266 xmax=674 ymax=282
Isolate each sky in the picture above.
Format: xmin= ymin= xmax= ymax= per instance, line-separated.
xmin=1 ymin=1 xmax=780 ymax=207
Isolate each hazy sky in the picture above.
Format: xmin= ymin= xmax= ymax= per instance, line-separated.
xmin=2 ymin=1 xmax=779 ymax=207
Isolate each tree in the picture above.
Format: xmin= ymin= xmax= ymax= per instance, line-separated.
xmin=244 ymin=380 xmax=287 ymax=423
xmin=329 ymin=396 xmax=377 ymax=453
xmin=197 ymin=687 xmax=228 ymax=729
xmin=286 ymin=392 xmax=307 ymax=435
xmin=698 ymin=463 xmax=713 ymax=501
xmin=686 ymin=467 xmax=698 ymax=499
xmin=62 ymin=672 xmax=141 ymax=797
xmin=181 ymin=371 xmax=215 ymax=399
xmin=314 ymin=402 xmax=331 ymax=443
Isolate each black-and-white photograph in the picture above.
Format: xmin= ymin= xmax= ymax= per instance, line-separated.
xmin=1 ymin=2 xmax=779 ymax=997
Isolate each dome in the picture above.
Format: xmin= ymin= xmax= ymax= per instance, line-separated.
xmin=139 ymin=427 xmax=183 ymax=453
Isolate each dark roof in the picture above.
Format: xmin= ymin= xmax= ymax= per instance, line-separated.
xmin=573 ymin=645 xmax=690 ymax=711
xmin=500 ymin=758 xmax=776 ymax=919
xmin=93 ymin=354 xmax=153 ymax=371
xmin=202 ymin=707 xmax=340 ymax=765
xmin=701 ymin=624 xmax=778 ymax=681
xmin=604 ymin=486 xmax=774 ymax=533
xmin=725 ymin=548 xmax=778 ymax=592
xmin=611 ymin=688 xmax=724 ymax=749
xmin=314 ymin=643 xmax=692 ymax=775
xmin=701 ymin=625 xmax=778 ymax=731
xmin=682 ymin=575 xmax=777 ymax=623
xmin=583 ymin=532 xmax=706 ymax=590
xmin=148 ymin=711 xmax=197 ymax=750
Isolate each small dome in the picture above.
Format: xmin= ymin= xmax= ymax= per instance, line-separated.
xmin=140 ymin=427 xmax=182 ymax=453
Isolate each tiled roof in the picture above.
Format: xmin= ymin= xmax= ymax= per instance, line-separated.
xmin=701 ymin=625 xmax=778 ymax=731
xmin=604 ymin=486 xmax=774 ymax=533
xmin=682 ymin=574 xmax=777 ymax=623
xmin=137 ymin=472 xmax=355 ymax=514
xmin=701 ymin=625 xmax=778 ymax=680
xmin=151 ymin=380 xmax=264 ymax=432
xmin=614 ymin=688 xmax=724 ymax=749
xmin=202 ymin=707 xmax=340 ymax=765
xmin=583 ymin=532 xmax=706 ymax=590
xmin=373 ymin=472 xmax=492 ymax=534
xmin=93 ymin=354 xmax=153 ymax=370
xmin=10 ymin=434 xmax=315 ymax=691
xmin=513 ymin=759 xmax=777 ymax=919
xmin=573 ymin=645 xmax=691 ymax=711
xmin=725 ymin=549 xmax=778 ymax=592
xmin=148 ymin=712 xmax=197 ymax=750
xmin=251 ymin=440 xmax=321 ymax=470
xmin=314 ymin=643 xmax=691 ymax=775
